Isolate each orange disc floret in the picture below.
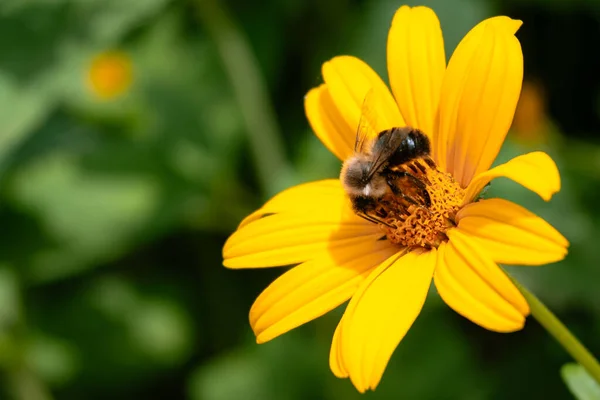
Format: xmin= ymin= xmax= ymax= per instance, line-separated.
xmin=382 ymin=161 xmax=465 ymax=248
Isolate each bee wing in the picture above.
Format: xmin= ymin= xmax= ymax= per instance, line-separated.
xmin=354 ymin=88 xmax=379 ymax=153
xmin=367 ymin=127 xmax=397 ymax=180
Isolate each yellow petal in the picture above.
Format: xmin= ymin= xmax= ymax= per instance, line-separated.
xmin=238 ymin=179 xmax=348 ymax=228
xmin=330 ymin=314 xmax=348 ymax=378
xmin=456 ymin=198 xmax=568 ymax=265
xmin=434 ymin=230 xmax=529 ymax=332
xmin=338 ymin=249 xmax=435 ymax=392
xmin=223 ymin=180 xmax=379 ymax=268
xmin=322 ymin=56 xmax=405 ymax=140
xmin=305 ymin=85 xmax=355 ymax=161
xmin=436 ymin=16 xmax=523 ymax=185
xmin=387 ymin=6 xmax=445 ymax=139
xmin=463 ymin=151 xmax=560 ymax=204
xmin=250 ymin=239 xmax=397 ymax=343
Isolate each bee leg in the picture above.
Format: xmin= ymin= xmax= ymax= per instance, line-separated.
xmin=357 ymin=212 xmax=394 ymax=228
xmin=386 ymin=177 xmax=422 ymax=209
xmin=399 ymin=172 xmax=431 ymax=207
xmin=386 ymin=171 xmax=432 ymax=208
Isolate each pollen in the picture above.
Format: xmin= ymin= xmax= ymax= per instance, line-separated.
xmin=380 ymin=158 xmax=465 ymax=249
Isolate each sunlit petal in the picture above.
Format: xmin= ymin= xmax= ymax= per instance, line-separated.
xmin=224 ymin=180 xmax=379 ymax=268
xmin=456 ymin=198 xmax=568 ymax=265
xmin=330 ymin=314 xmax=349 ymax=378
xmin=463 ymin=151 xmax=560 ymax=204
xmin=238 ymin=179 xmax=352 ymax=227
xmin=338 ymin=250 xmax=436 ymax=392
xmin=387 ymin=5 xmax=445 ymax=140
xmin=436 ymin=16 xmax=523 ymax=184
xmin=250 ymin=241 xmax=397 ymax=343
xmin=305 ymin=85 xmax=355 ymax=160
xmin=322 ymin=56 xmax=405 ymax=138
xmin=434 ymin=230 xmax=529 ymax=332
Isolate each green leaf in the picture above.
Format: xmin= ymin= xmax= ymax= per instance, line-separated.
xmin=187 ymin=349 xmax=272 ymax=400
xmin=73 ymin=0 xmax=171 ymax=45
xmin=87 ymin=276 xmax=195 ymax=367
xmin=0 ymin=73 xmax=52 ymax=178
xmin=25 ymin=334 xmax=80 ymax=387
xmin=561 ymin=363 xmax=600 ymax=400
xmin=7 ymin=151 xmax=160 ymax=281
xmin=0 ymin=267 xmax=21 ymax=331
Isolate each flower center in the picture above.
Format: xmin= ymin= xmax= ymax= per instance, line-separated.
xmin=379 ymin=158 xmax=465 ymax=249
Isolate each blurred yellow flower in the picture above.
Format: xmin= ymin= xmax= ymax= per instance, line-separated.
xmin=87 ymin=51 xmax=133 ymax=100
xmin=223 ymin=5 xmax=569 ymax=392
xmin=512 ymin=80 xmax=549 ymax=143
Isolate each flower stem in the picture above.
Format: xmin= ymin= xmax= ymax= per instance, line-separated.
xmin=195 ymin=0 xmax=293 ymax=197
xmin=511 ymin=277 xmax=600 ymax=384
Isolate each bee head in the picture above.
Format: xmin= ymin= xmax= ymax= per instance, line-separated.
xmin=341 ymin=156 xmax=387 ymax=198
xmin=343 ymin=157 xmax=372 ymax=188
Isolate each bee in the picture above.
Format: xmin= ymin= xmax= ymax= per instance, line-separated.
xmin=340 ymin=93 xmax=433 ymax=226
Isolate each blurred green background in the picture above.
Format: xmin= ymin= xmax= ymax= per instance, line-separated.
xmin=0 ymin=0 xmax=599 ymax=398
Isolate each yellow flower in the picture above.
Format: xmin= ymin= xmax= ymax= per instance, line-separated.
xmin=87 ymin=51 xmax=133 ymax=100
xmin=223 ymin=5 xmax=568 ymax=392
xmin=512 ymin=80 xmax=549 ymax=143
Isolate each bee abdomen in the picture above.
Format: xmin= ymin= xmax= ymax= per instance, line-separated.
xmin=388 ymin=127 xmax=431 ymax=165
